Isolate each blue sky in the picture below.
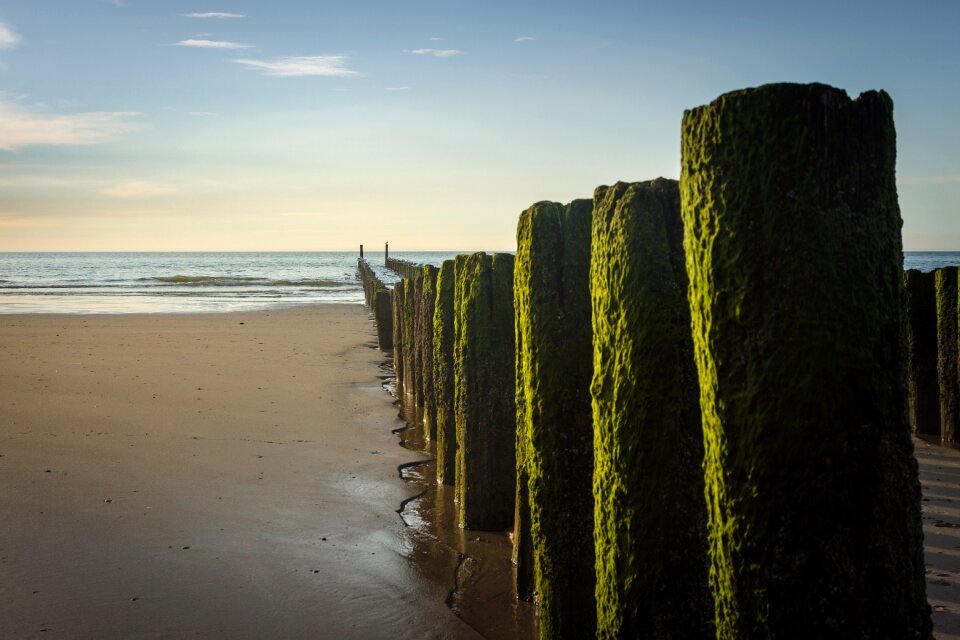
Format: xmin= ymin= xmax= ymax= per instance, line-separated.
xmin=0 ymin=0 xmax=958 ymax=250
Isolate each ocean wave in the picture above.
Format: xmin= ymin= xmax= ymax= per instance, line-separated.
xmin=144 ymin=275 xmax=346 ymax=288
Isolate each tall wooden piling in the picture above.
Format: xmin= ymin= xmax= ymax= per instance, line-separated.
xmin=514 ymin=199 xmax=594 ymax=637
xmin=392 ymin=280 xmax=406 ymax=397
xmin=403 ymin=275 xmax=419 ymax=409
xmin=434 ymin=259 xmax=457 ymax=485
xmin=936 ymin=267 xmax=960 ymax=444
xmin=591 ymin=180 xmax=711 ymax=638
xmin=418 ymin=265 xmax=439 ymax=439
xmin=905 ymin=269 xmax=940 ymax=436
xmin=454 ymin=252 xmax=516 ymax=530
xmin=373 ymin=289 xmax=393 ymax=350
xmin=681 ymin=83 xmax=930 ymax=638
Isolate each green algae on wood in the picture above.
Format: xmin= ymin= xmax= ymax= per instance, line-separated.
xmin=454 ymin=252 xmax=516 ymax=530
xmin=681 ymin=82 xmax=931 ymax=638
xmin=513 ymin=241 xmax=534 ymax=602
xmin=386 ymin=257 xmax=423 ymax=280
xmin=936 ymin=267 xmax=960 ymax=444
xmin=419 ymin=265 xmax=439 ymax=439
xmin=403 ymin=275 xmax=419 ymax=410
xmin=515 ymin=198 xmax=594 ymax=638
xmin=433 ymin=259 xmax=457 ymax=485
xmin=905 ymin=269 xmax=939 ymax=436
xmin=591 ymin=180 xmax=711 ymax=638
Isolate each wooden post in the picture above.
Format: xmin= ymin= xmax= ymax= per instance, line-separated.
xmin=905 ymin=269 xmax=939 ymax=436
xmin=682 ymin=82 xmax=930 ymax=638
xmin=592 ymin=180 xmax=710 ymax=638
xmin=936 ymin=267 xmax=959 ymax=444
xmin=454 ymin=252 xmax=516 ymax=530
xmin=515 ymin=198 xmax=595 ymax=637
xmin=434 ymin=259 xmax=457 ymax=485
xmin=385 ymin=242 xmax=389 ymax=262
xmin=360 ymin=244 xmax=364 ymax=259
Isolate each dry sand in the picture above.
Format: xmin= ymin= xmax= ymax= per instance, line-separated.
xmin=0 ymin=306 xmax=482 ymax=639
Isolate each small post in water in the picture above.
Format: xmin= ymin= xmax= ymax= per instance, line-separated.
xmin=360 ymin=244 xmax=364 ymax=259
xmin=385 ymin=242 xmax=389 ymax=263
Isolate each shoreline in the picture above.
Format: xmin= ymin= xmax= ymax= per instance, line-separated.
xmin=0 ymin=305 xmax=482 ymax=639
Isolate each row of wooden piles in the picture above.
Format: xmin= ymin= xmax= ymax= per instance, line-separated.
xmin=905 ymin=267 xmax=960 ymax=445
xmin=357 ymin=82 xmax=933 ymax=639
xmin=356 ymin=259 xmax=393 ymax=350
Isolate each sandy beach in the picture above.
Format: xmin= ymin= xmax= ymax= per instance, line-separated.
xmin=4 ymin=303 xmax=960 ymax=638
xmin=0 ymin=305 xmax=482 ymax=639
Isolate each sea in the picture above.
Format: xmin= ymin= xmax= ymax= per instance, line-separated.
xmin=0 ymin=251 xmax=957 ymax=314
xmin=0 ymin=252 xmax=462 ymax=314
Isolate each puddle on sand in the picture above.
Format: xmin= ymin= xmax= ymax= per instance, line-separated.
xmin=385 ymin=361 xmax=537 ymax=640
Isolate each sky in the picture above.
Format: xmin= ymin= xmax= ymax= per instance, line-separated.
xmin=0 ymin=0 xmax=958 ymax=251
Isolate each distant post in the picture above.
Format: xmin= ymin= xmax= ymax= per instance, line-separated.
xmin=360 ymin=244 xmax=364 ymax=259
xmin=936 ymin=267 xmax=959 ymax=444
xmin=385 ymin=242 xmax=389 ymax=263
xmin=904 ymin=269 xmax=939 ymax=436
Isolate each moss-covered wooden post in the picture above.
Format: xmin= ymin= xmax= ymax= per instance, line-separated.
xmin=392 ymin=280 xmax=406 ymax=398
xmin=591 ymin=180 xmax=711 ymax=638
xmin=905 ymin=269 xmax=939 ymax=436
xmin=936 ymin=267 xmax=960 ymax=444
xmin=403 ymin=276 xmax=419 ymax=411
xmin=513 ymin=256 xmax=535 ymax=602
xmin=515 ymin=199 xmax=594 ymax=637
xmin=454 ymin=252 xmax=516 ymax=530
xmin=419 ymin=265 xmax=439 ymax=439
xmin=434 ymin=259 xmax=457 ymax=485
xmin=681 ymin=83 xmax=931 ymax=638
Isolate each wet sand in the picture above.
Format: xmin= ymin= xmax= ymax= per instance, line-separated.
xmin=0 ymin=306 xmax=482 ymax=639
xmin=918 ymin=437 xmax=960 ymax=639
xmin=393 ymin=416 xmax=536 ymax=640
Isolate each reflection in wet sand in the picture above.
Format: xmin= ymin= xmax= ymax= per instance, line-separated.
xmin=385 ymin=359 xmax=537 ymax=640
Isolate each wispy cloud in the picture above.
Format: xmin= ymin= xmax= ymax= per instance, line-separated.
xmin=405 ymin=48 xmax=463 ymax=58
xmin=0 ymin=22 xmax=22 ymax=50
xmin=188 ymin=111 xmax=217 ymax=116
xmin=514 ymin=36 xmax=535 ymax=42
xmin=385 ymin=86 xmax=410 ymax=91
xmin=181 ymin=12 xmax=245 ymax=19
xmin=232 ymin=55 xmax=357 ymax=77
xmin=174 ymin=39 xmax=250 ymax=50
xmin=428 ymin=37 xmax=443 ymax=41
xmin=0 ymin=100 xmax=139 ymax=151
xmin=100 ymin=180 xmax=176 ymax=198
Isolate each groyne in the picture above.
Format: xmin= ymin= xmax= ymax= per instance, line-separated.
xmin=356 ymin=81 xmax=937 ymax=639
xmin=356 ymin=258 xmax=393 ymax=350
